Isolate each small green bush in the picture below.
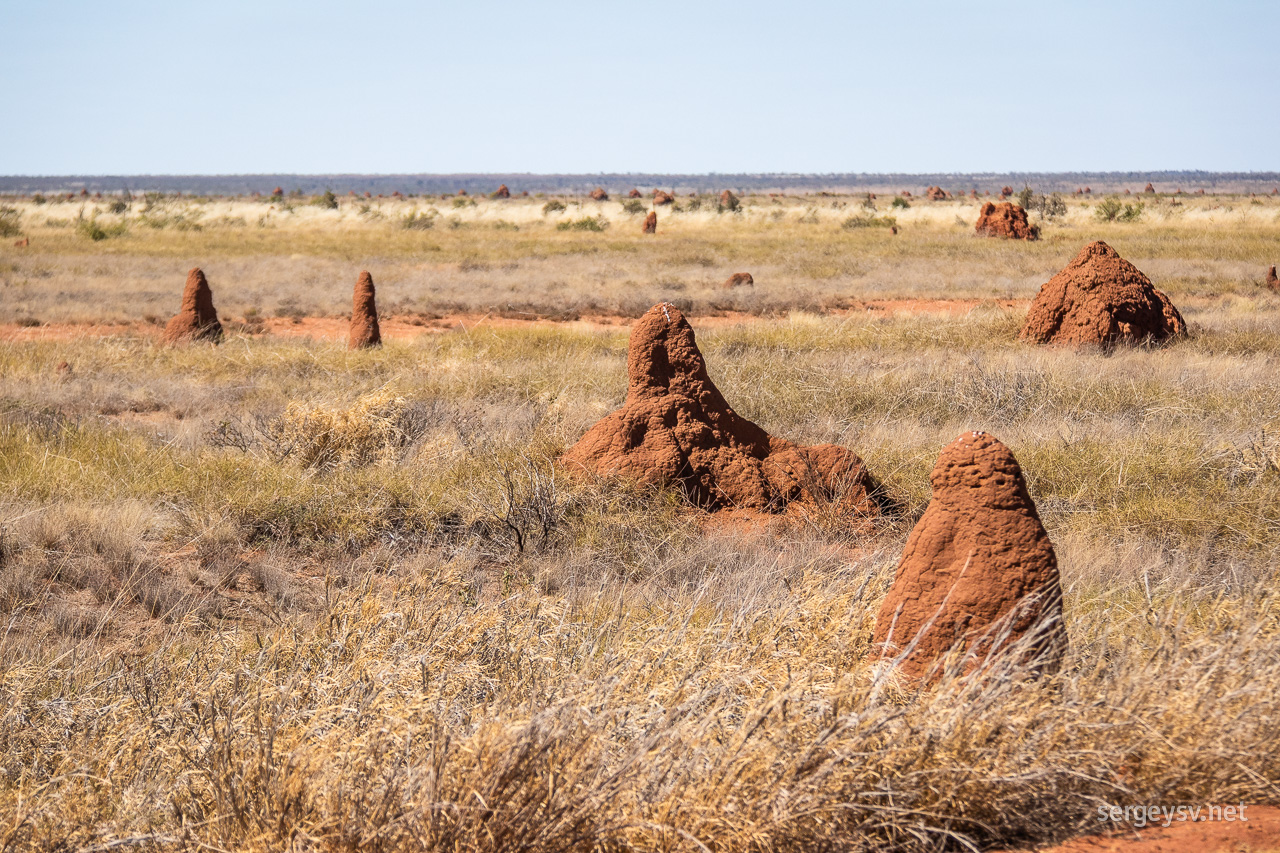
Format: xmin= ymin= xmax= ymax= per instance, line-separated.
xmin=31 ymin=194 xmax=46 ymax=206
xmin=1095 ymin=197 xmax=1145 ymax=223
xmin=556 ymin=215 xmax=609 ymax=232
xmin=401 ymin=210 xmax=437 ymax=230
xmin=841 ymin=214 xmax=898 ymax=229
xmin=106 ymin=199 xmax=129 ymax=214
xmin=891 ymin=196 xmax=911 ymax=209
xmin=0 ymin=206 xmax=22 ymax=238
xmin=314 ymin=190 xmax=338 ymax=210
xmin=620 ymin=199 xmax=645 ymax=215
xmin=542 ymin=200 xmax=567 ymax=215
xmin=452 ymin=197 xmax=477 ymax=209
xmin=75 ymin=214 xmax=127 ymax=241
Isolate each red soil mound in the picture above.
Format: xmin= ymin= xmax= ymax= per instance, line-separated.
xmin=589 ymin=187 xmax=608 ymax=201
xmin=348 ymin=270 xmax=382 ymax=350
xmin=722 ymin=272 xmax=754 ymax=289
xmin=1000 ymin=186 xmax=1013 ymax=198
xmin=493 ymin=184 xmax=510 ymax=198
xmin=628 ymin=188 xmax=642 ymax=198
xmin=719 ymin=189 xmax=739 ymax=209
xmin=14 ymin=237 xmax=29 ymax=247
xmin=1266 ymin=265 xmax=1278 ymax=290
xmin=271 ymin=187 xmax=283 ymax=197
xmin=161 ymin=268 xmax=223 ymax=345
xmin=642 ymin=211 xmax=657 ymax=234
xmin=975 ymin=202 xmax=1040 ymax=240
xmin=874 ymin=431 xmax=1066 ymax=681
xmin=653 ymin=190 xmax=675 ymax=205
xmin=1020 ymin=241 xmax=1186 ymax=346
xmin=926 ymin=185 xmax=948 ymax=201
xmin=1144 ymin=182 xmax=1156 ymax=193
xmin=562 ymin=303 xmax=879 ymax=514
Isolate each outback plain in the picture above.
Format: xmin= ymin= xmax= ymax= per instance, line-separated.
xmin=1 ymin=185 xmax=1280 ymax=851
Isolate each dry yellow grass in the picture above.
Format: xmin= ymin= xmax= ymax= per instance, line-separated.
xmin=0 ymin=192 xmax=1278 ymax=850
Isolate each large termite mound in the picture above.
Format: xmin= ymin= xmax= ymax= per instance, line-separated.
xmin=562 ymin=303 xmax=879 ymax=514
xmin=873 ymin=431 xmax=1066 ymax=681
xmin=975 ymin=202 xmax=1039 ymax=240
xmin=1020 ymin=241 xmax=1186 ymax=346
xmin=349 ymin=270 xmax=382 ymax=350
xmin=642 ymin=211 xmax=657 ymax=234
xmin=162 ymin=268 xmax=223 ymax=345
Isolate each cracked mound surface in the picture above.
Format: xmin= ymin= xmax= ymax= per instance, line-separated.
xmin=161 ymin=268 xmax=223 ymax=345
xmin=562 ymin=303 xmax=879 ymax=514
xmin=1020 ymin=241 xmax=1186 ymax=346
xmin=975 ymin=202 xmax=1039 ymax=239
xmin=348 ymin=271 xmax=382 ymax=350
xmin=642 ymin=211 xmax=657 ymax=234
xmin=874 ymin=431 xmax=1066 ymax=680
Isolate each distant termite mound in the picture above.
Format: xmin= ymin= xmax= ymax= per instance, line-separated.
xmin=492 ymin=185 xmax=510 ymax=199
xmin=719 ymin=189 xmax=740 ymax=210
xmin=1000 ymin=186 xmax=1013 ymax=198
xmin=642 ymin=211 xmax=657 ymax=234
xmin=628 ymin=188 xmax=642 ymax=198
xmin=722 ymin=272 xmax=754 ymax=289
xmin=562 ymin=303 xmax=880 ymax=515
xmin=1144 ymin=183 xmax=1156 ymax=193
xmin=162 ymin=268 xmax=223 ymax=345
xmin=1020 ymin=241 xmax=1186 ymax=347
xmin=926 ymin=185 xmax=948 ymax=201
xmin=590 ymin=187 xmax=608 ymax=201
xmin=975 ymin=202 xmax=1039 ymax=240
xmin=1267 ymin=265 xmax=1279 ymax=291
xmin=873 ymin=431 xmax=1066 ymax=681
xmin=653 ymin=190 xmax=675 ymax=205
xmin=349 ymin=271 xmax=382 ymax=350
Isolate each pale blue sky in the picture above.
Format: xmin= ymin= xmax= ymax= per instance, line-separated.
xmin=1 ymin=0 xmax=1276 ymax=174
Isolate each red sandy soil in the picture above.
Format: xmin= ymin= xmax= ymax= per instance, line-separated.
xmin=1007 ymin=805 xmax=1280 ymax=853
xmin=0 ymin=299 xmax=1026 ymax=343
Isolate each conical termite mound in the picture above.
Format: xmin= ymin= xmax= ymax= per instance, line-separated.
xmin=162 ymin=268 xmax=223 ymax=345
xmin=642 ymin=211 xmax=657 ymax=234
xmin=1020 ymin=241 xmax=1186 ymax=347
xmin=975 ymin=202 xmax=1039 ymax=239
xmin=349 ymin=270 xmax=382 ymax=350
xmin=873 ymin=431 xmax=1067 ymax=682
xmin=562 ymin=303 xmax=880 ymax=516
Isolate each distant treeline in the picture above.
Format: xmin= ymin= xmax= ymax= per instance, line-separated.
xmin=2 ymin=171 xmax=1278 ymax=196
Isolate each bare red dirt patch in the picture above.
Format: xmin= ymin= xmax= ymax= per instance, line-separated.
xmin=1007 ymin=806 xmax=1280 ymax=853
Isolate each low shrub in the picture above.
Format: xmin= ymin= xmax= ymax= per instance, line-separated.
xmin=556 ymin=215 xmax=609 ymax=232
xmin=842 ymin=214 xmax=898 ymax=229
